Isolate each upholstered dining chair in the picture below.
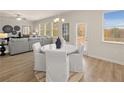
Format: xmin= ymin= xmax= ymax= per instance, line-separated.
xmin=69 ymin=44 xmax=84 ymax=72
xmin=46 ymin=51 xmax=69 ymax=82
xmin=60 ymin=36 xmax=66 ymax=46
xmin=32 ymin=42 xmax=46 ymax=71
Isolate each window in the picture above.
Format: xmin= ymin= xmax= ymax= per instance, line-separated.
xmin=62 ymin=23 xmax=69 ymax=42
xmin=39 ymin=22 xmax=59 ymax=37
xmin=104 ymin=11 xmax=124 ymax=43
xmin=46 ymin=22 xmax=52 ymax=36
xmin=22 ymin=26 xmax=31 ymax=35
xmin=38 ymin=24 xmax=46 ymax=36
xmin=38 ymin=23 xmax=53 ymax=37
xmin=52 ymin=22 xmax=59 ymax=37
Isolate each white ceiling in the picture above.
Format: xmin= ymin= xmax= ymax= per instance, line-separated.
xmin=0 ymin=10 xmax=69 ymax=21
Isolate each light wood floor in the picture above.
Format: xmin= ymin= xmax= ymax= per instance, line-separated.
xmin=0 ymin=52 xmax=37 ymax=82
xmin=0 ymin=52 xmax=124 ymax=82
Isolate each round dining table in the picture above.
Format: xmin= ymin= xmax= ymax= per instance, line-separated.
xmin=41 ymin=44 xmax=78 ymax=54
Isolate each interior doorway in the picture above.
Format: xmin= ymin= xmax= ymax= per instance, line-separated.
xmin=76 ymin=23 xmax=88 ymax=55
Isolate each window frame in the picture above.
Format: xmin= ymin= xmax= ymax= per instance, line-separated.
xmin=38 ymin=23 xmax=46 ymax=36
xmin=45 ymin=22 xmax=52 ymax=37
xmin=62 ymin=23 xmax=70 ymax=42
xmin=102 ymin=11 xmax=124 ymax=45
xmin=22 ymin=25 xmax=32 ymax=35
xmin=52 ymin=22 xmax=60 ymax=38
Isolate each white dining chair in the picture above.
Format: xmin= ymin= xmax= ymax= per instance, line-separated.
xmin=60 ymin=36 xmax=66 ymax=46
xmin=32 ymin=42 xmax=46 ymax=71
xmin=69 ymin=44 xmax=84 ymax=72
xmin=46 ymin=51 xmax=69 ymax=82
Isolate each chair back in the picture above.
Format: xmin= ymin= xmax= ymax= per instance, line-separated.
xmin=32 ymin=42 xmax=41 ymax=53
xmin=33 ymin=42 xmax=46 ymax=71
xmin=60 ymin=36 xmax=66 ymax=45
xmin=78 ymin=44 xmax=84 ymax=55
xmin=46 ymin=50 xmax=69 ymax=82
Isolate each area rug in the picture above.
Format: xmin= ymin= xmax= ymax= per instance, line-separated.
xmin=34 ymin=71 xmax=83 ymax=82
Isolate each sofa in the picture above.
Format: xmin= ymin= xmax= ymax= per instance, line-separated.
xmin=9 ymin=36 xmax=52 ymax=55
xmin=28 ymin=37 xmax=52 ymax=50
xmin=9 ymin=38 xmax=29 ymax=55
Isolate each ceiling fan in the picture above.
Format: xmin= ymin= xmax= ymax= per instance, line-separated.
xmin=15 ymin=14 xmax=26 ymax=21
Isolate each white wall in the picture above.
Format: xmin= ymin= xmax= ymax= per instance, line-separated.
xmin=0 ymin=16 xmax=33 ymax=37
xmin=33 ymin=10 xmax=124 ymax=65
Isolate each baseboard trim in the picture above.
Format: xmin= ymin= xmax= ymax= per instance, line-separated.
xmin=87 ymin=54 xmax=124 ymax=65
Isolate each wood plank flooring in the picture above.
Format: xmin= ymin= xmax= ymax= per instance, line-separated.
xmin=0 ymin=52 xmax=37 ymax=82
xmin=0 ymin=52 xmax=124 ymax=82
